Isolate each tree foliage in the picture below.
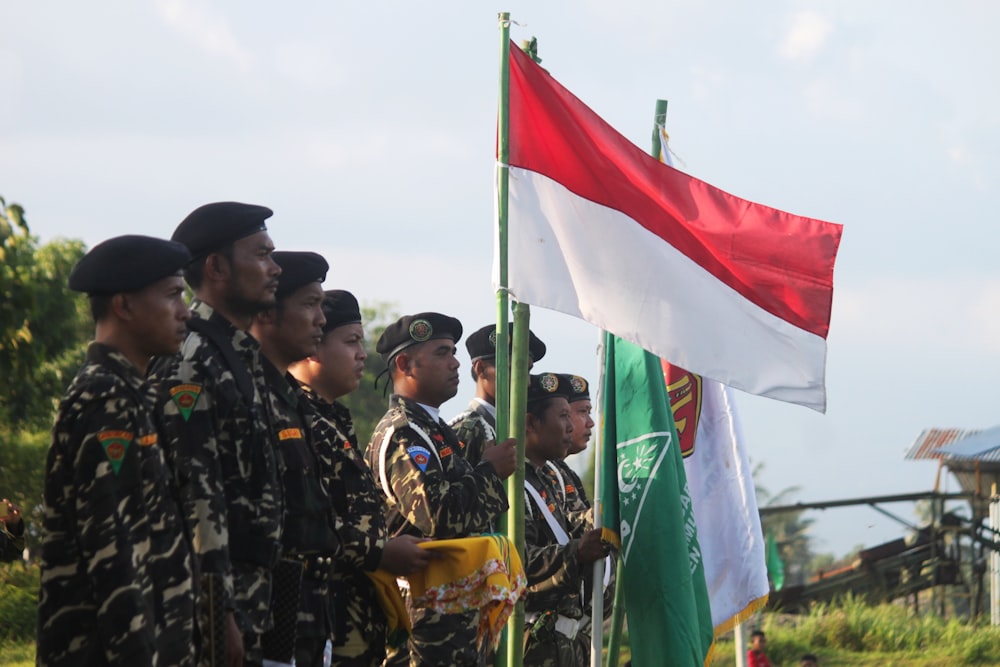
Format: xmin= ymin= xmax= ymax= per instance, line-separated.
xmin=755 ymin=460 xmax=817 ymax=586
xmin=339 ymin=301 xmax=400 ymax=451
xmin=0 ymin=197 xmax=89 ymax=429
xmin=0 ymin=195 xmax=90 ymax=553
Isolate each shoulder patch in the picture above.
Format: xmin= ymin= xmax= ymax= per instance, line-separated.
xmin=170 ymin=383 xmax=202 ymax=421
xmin=278 ymin=428 xmax=303 ymax=441
xmin=98 ymin=430 xmax=133 ymax=475
xmin=407 ymin=445 xmax=432 ymax=472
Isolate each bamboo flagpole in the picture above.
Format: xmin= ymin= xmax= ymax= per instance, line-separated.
xmin=495 ymin=13 xmax=529 ymax=667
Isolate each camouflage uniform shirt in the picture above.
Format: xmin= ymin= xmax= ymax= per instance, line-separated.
xmin=150 ymin=300 xmax=283 ymax=644
xmin=300 ymin=382 xmax=390 ymax=666
xmin=366 ymin=394 xmax=509 ymax=667
xmin=521 ymin=460 xmax=592 ymax=667
xmin=259 ymin=361 xmax=339 ymax=647
xmin=448 ymin=398 xmax=496 ymax=466
xmin=38 ymin=343 xmax=196 ymax=666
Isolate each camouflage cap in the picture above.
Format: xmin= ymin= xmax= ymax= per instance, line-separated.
xmin=376 ymin=312 xmax=463 ymax=363
xmin=271 ymin=251 xmax=328 ymax=300
xmin=171 ymin=201 xmax=272 ymax=259
xmin=68 ymin=235 xmax=191 ymax=295
xmin=526 ymin=372 xmax=571 ymax=404
xmin=465 ymin=323 xmax=547 ymax=363
xmin=320 ymin=289 xmax=362 ymax=333
xmin=557 ymin=373 xmax=591 ymax=403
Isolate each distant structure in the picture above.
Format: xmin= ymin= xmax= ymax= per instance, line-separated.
xmin=764 ymin=426 xmax=1000 ymax=624
xmin=906 ymin=425 xmax=1000 ymax=625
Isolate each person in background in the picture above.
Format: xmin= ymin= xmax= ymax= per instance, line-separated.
xmin=449 ymin=323 xmax=546 ymax=466
xmin=0 ymin=498 xmax=25 ymax=561
xmin=748 ymin=629 xmax=772 ymax=667
xmin=800 ymin=653 xmax=819 ymax=667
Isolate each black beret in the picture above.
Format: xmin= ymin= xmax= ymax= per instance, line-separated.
xmin=321 ymin=290 xmax=362 ymax=333
xmin=272 ymin=251 xmax=328 ymax=300
xmin=527 ymin=372 xmax=571 ymax=404
xmin=558 ymin=374 xmax=591 ymax=402
xmin=376 ymin=312 xmax=463 ymax=362
xmin=171 ymin=201 xmax=272 ymax=259
xmin=466 ymin=323 xmax=547 ymax=363
xmin=68 ymin=235 xmax=192 ymax=295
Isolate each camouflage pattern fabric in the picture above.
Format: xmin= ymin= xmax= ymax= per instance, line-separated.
xmin=258 ymin=362 xmax=339 ymax=662
xmin=299 ymin=383 xmax=389 ymax=667
xmin=542 ymin=461 xmax=617 ymax=619
xmin=150 ymin=300 xmax=284 ymax=659
xmin=447 ymin=399 xmax=496 ymax=466
xmin=366 ymin=394 xmax=509 ymax=667
xmin=521 ymin=461 xmax=593 ymax=664
xmin=38 ymin=343 xmax=196 ymax=666
xmin=546 ymin=458 xmax=590 ymax=512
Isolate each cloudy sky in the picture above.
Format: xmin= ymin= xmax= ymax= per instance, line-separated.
xmin=4 ymin=2 xmax=998 ymax=557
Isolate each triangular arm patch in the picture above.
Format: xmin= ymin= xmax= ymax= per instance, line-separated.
xmin=98 ymin=430 xmax=133 ymax=475
xmin=170 ymin=383 xmax=202 ymax=421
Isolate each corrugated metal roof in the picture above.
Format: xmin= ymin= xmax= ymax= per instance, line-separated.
xmin=936 ymin=426 xmax=1000 ymax=460
xmin=904 ymin=428 xmax=982 ymax=460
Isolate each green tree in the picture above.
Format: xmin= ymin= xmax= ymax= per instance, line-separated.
xmin=0 ymin=196 xmax=89 ymax=429
xmin=0 ymin=196 xmax=90 ymax=547
xmin=340 ymin=301 xmax=400 ymax=450
xmin=755 ymin=461 xmax=816 ymax=586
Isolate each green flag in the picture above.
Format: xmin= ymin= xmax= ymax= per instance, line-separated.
xmin=600 ymin=333 xmax=714 ymax=666
xmin=766 ymin=531 xmax=785 ymax=592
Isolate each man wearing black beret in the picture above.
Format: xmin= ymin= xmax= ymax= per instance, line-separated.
xmin=151 ymin=202 xmax=284 ymax=666
xmin=449 ymin=323 xmax=546 ymax=466
xmin=250 ymin=251 xmax=343 ymax=667
xmin=289 ymin=291 xmax=433 ymax=666
xmin=545 ymin=374 xmax=594 ymax=516
xmin=38 ymin=236 xmax=197 ymax=666
xmin=364 ymin=313 xmax=517 ymax=667
xmin=520 ymin=374 xmax=609 ymax=667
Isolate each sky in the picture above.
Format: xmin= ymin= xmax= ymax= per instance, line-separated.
xmin=3 ymin=1 xmax=999 ymax=558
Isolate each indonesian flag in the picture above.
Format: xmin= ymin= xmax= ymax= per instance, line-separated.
xmin=498 ymin=43 xmax=843 ymax=411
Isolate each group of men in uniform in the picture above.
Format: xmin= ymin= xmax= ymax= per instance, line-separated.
xmin=35 ymin=201 xmax=615 ymax=667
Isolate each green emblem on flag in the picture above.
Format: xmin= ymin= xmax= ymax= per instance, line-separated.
xmin=98 ymin=430 xmax=132 ymax=475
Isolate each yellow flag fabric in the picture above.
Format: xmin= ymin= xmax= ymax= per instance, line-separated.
xmin=406 ymin=535 xmax=526 ymax=651
xmin=363 ymin=569 xmax=411 ymax=648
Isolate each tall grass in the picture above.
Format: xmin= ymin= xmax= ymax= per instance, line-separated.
xmin=755 ymin=595 xmax=1000 ymax=666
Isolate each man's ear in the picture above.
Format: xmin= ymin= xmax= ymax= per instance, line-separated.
xmin=255 ymin=308 xmax=278 ymax=327
xmin=109 ymin=293 xmax=132 ymax=320
xmin=471 ymin=358 xmax=486 ymax=381
xmin=393 ymin=351 xmax=411 ymax=376
xmin=524 ymin=412 xmax=537 ymax=436
xmin=203 ymin=252 xmax=230 ymax=283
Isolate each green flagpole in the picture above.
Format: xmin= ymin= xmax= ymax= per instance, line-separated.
xmin=495 ymin=12 xmax=521 ymax=667
xmin=506 ymin=301 xmax=530 ymax=667
xmin=603 ymin=99 xmax=669 ymax=667
xmin=495 ymin=12 xmax=512 ymax=468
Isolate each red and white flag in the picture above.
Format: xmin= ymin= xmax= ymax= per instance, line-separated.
xmin=497 ymin=43 xmax=843 ymax=411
